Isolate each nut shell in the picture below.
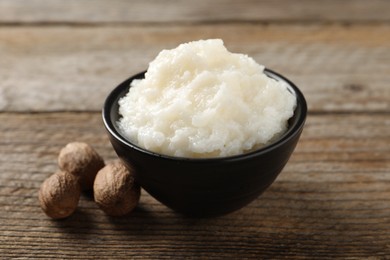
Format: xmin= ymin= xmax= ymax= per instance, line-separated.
xmin=39 ymin=171 xmax=81 ymax=219
xmin=58 ymin=142 xmax=105 ymax=190
xmin=93 ymin=160 xmax=140 ymax=216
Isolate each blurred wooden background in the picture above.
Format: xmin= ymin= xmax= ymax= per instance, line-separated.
xmin=1 ymin=1 xmax=389 ymax=259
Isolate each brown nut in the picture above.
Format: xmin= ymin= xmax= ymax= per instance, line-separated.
xmin=93 ymin=160 xmax=140 ymax=216
xmin=38 ymin=171 xmax=81 ymax=219
xmin=58 ymin=142 xmax=105 ymax=190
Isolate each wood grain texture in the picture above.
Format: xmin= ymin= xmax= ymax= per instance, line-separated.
xmin=0 ymin=0 xmax=390 ymax=24
xmin=0 ymin=112 xmax=389 ymax=258
xmin=1 ymin=1 xmax=389 ymax=258
xmin=1 ymin=24 xmax=389 ymax=112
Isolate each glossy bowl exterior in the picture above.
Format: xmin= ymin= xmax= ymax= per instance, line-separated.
xmin=103 ymin=69 xmax=307 ymax=217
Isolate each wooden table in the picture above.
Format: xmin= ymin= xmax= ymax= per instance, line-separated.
xmin=1 ymin=1 xmax=389 ymax=259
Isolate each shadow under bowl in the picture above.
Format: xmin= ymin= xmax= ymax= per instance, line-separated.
xmin=102 ymin=69 xmax=307 ymax=217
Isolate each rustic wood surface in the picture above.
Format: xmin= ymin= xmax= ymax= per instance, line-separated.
xmin=1 ymin=1 xmax=389 ymax=259
xmin=1 ymin=0 xmax=390 ymax=24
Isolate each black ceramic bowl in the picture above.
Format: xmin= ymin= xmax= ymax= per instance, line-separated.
xmin=102 ymin=69 xmax=307 ymax=217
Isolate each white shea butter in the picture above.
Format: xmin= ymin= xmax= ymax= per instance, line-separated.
xmin=118 ymin=39 xmax=296 ymax=158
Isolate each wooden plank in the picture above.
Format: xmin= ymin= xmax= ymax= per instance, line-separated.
xmin=0 ymin=112 xmax=389 ymax=258
xmin=0 ymin=0 xmax=389 ymax=24
xmin=0 ymin=24 xmax=389 ymax=113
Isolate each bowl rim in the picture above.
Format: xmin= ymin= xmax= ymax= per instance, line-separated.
xmin=102 ymin=68 xmax=307 ymax=163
